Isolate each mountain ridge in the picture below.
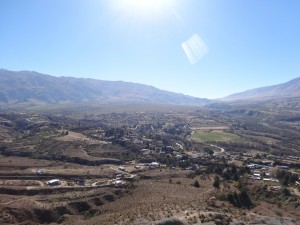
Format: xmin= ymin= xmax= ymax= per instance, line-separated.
xmin=223 ymin=76 xmax=300 ymax=101
xmin=1 ymin=69 xmax=300 ymax=109
xmin=0 ymin=69 xmax=210 ymax=107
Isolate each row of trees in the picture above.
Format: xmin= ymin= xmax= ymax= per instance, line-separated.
xmin=207 ymin=163 xmax=250 ymax=182
xmin=276 ymin=170 xmax=299 ymax=186
xmin=226 ymin=190 xmax=253 ymax=208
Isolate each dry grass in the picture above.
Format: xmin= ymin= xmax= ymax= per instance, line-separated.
xmin=83 ymin=176 xmax=216 ymax=225
xmin=0 ymin=156 xmax=54 ymax=168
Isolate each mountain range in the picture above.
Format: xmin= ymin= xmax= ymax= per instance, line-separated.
xmin=223 ymin=77 xmax=300 ymax=101
xmin=0 ymin=69 xmax=299 ymax=109
xmin=0 ymin=69 xmax=210 ymax=107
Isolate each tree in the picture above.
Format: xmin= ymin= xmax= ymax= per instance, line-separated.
xmin=289 ymin=173 xmax=299 ymax=184
xmin=283 ymin=175 xmax=289 ymax=186
xmin=255 ymin=153 xmax=261 ymax=159
xmin=193 ymin=180 xmax=200 ymax=188
xmin=203 ymin=147 xmax=214 ymax=155
xmin=223 ymin=170 xmax=231 ymax=180
xmin=213 ymin=175 xmax=220 ymax=188
xmin=277 ymin=170 xmax=299 ymax=186
xmin=227 ymin=193 xmax=234 ymax=205
xmin=231 ymin=164 xmax=237 ymax=174
xmin=227 ymin=190 xmax=253 ymax=208
xmin=233 ymin=191 xmax=241 ymax=207
xmin=239 ymin=189 xmax=253 ymax=208
xmin=282 ymin=188 xmax=291 ymax=196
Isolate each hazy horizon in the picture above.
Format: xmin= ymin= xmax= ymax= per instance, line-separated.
xmin=1 ymin=0 xmax=300 ymax=98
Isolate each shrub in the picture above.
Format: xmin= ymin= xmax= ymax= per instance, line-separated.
xmin=213 ymin=175 xmax=220 ymax=188
xmin=193 ymin=180 xmax=200 ymax=188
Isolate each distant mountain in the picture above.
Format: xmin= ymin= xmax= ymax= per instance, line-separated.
xmin=0 ymin=69 xmax=210 ymax=107
xmin=223 ymin=77 xmax=300 ymax=101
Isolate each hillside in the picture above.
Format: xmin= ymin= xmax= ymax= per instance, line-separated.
xmin=0 ymin=69 xmax=210 ymax=107
xmin=224 ymin=77 xmax=300 ymax=101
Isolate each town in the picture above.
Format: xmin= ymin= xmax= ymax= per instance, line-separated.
xmin=0 ymin=108 xmax=299 ymax=224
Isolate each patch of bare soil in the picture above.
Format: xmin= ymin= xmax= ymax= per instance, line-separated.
xmin=0 ymin=156 xmax=54 ymax=168
xmin=250 ymin=202 xmax=300 ymax=221
xmin=79 ymin=177 xmax=217 ymax=225
xmin=56 ymin=131 xmax=87 ymax=141
xmin=0 ymin=188 xmax=125 ymax=224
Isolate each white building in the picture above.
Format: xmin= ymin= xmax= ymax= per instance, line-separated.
xmin=47 ymin=179 xmax=60 ymax=186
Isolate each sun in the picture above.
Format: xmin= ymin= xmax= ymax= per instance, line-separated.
xmin=114 ymin=0 xmax=175 ymax=20
xmin=125 ymin=0 xmax=167 ymax=11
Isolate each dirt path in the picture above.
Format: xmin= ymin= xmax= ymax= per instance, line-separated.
xmin=108 ymin=166 xmax=131 ymax=176
xmin=210 ymin=144 xmax=225 ymax=153
xmin=91 ymin=178 xmax=112 ymax=187
xmin=0 ymin=197 xmax=29 ymax=207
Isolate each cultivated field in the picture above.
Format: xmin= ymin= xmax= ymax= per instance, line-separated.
xmin=190 ymin=131 xmax=240 ymax=142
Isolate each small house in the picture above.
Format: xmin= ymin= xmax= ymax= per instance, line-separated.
xmin=118 ymin=166 xmax=125 ymax=171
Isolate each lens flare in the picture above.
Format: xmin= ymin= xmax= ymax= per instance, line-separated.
xmin=181 ymin=34 xmax=209 ymax=65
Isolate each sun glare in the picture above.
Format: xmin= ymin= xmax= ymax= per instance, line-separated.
xmin=126 ymin=0 xmax=167 ymax=11
xmin=114 ymin=0 xmax=175 ymax=20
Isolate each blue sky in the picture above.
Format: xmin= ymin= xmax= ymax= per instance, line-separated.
xmin=1 ymin=0 xmax=300 ymax=98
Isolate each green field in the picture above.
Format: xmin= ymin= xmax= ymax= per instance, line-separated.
xmin=190 ymin=131 xmax=240 ymax=142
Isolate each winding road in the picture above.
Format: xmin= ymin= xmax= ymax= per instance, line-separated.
xmin=209 ymin=144 xmax=225 ymax=153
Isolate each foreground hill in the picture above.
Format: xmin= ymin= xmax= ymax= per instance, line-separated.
xmin=0 ymin=69 xmax=210 ymax=107
xmin=224 ymin=77 xmax=300 ymax=101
